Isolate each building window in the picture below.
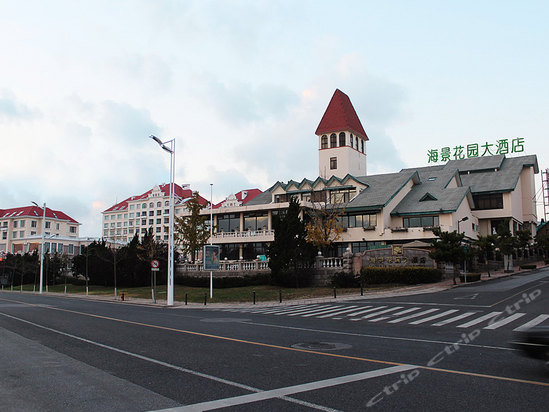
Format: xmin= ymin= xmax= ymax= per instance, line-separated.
xmin=156 ymin=210 xmax=162 ymax=216
xmin=243 ymin=212 xmax=268 ymax=231
xmin=13 ymin=221 xmax=18 ymax=228
xmin=20 ymin=220 xmax=25 ymax=227
xmin=68 ymin=244 xmax=74 ymax=254
xmin=149 ymin=219 xmax=154 ymax=225
xmin=19 ymin=231 xmax=25 ymax=238
xmin=321 ymin=135 xmax=328 ymax=149
xmin=117 ymin=214 xmax=122 ymax=219
xmin=149 ymin=202 xmax=154 ymax=208
xmin=330 ymin=157 xmax=337 ymax=170
xmin=141 ymin=219 xmax=146 ymax=225
xmin=472 ymin=193 xmax=504 ymax=210
xmin=12 ymin=231 xmax=17 ymax=239
xmin=149 ymin=211 xmax=154 ymax=216
xmin=156 ymin=218 xmax=161 ymax=224
xmin=164 ymin=209 xmax=169 ymax=214
xmin=361 ymin=140 xmax=364 ymax=153
xmin=339 ymin=213 xmax=377 ymax=228
xmin=45 ymin=222 xmax=51 ymax=229
xmin=339 ymin=132 xmax=346 ymax=147
xmin=142 ymin=203 xmax=147 ymax=209
xmin=129 ymin=204 xmax=134 ymax=210
xmin=355 ymin=137 xmax=358 ymax=149
xmin=157 ymin=202 xmax=161 ymax=208
xmin=403 ymin=215 xmax=439 ymax=228
xmin=69 ymin=226 xmax=76 ymax=233
xmin=330 ymin=133 xmax=337 ymax=148
xmin=350 ymin=134 xmax=354 ymax=148
xmin=31 ymin=220 xmax=37 ymax=228
xmin=217 ymin=213 xmax=240 ymax=232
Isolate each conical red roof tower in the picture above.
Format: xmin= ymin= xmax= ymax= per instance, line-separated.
xmin=315 ymin=89 xmax=368 ymax=140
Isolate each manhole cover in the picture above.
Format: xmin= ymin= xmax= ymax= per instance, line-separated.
xmin=201 ymin=318 xmax=251 ymax=323
xmin=291 ymin=342 xmax=352 ymax=351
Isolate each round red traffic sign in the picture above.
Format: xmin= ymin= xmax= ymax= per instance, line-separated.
xmin=151 ymin=260 xmax=159 ymax=269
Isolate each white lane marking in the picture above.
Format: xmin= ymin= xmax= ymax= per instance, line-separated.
xmin=243 ymin=320 xmax=515 ymax=351
xmin=169 ymin=365 xmax=418 ymax=412
xmin=249 ymin=304 xmax=314 ymax=314
xmin=483 ymin=313 xmax=526 ymax=330
xmin=388 ymin=309 xmax=439 ymax=324
xmin=357 ymin=307 xmax=404 ymax=320
xmin=457 ymin=312 xmax=501 ymax=328
xmin=315 ymin=306 xmax=364 ymax=319
xmin=0 ymin=312 xmax=336 ymax=412
xmin=298 ymin=306 xmax=348 ymax=318
xmin=368 ymin=307 xmax=422 ymax=322
xmin=408 ymin=310 xmax=459 ymax=325
xmin=299 ymin=305 xmax=356 ymax=318
xmin=513 ymin=314 xmax=549 ymax=331
xmin=432 ymin=312 xmax=478 ymax=326
xmin=285 ymin=305 xmax=339 ymax=317
xmin=343 ymin=306 xmax=384 ymax=318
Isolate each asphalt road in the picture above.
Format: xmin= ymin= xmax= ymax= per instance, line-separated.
xmin=0 ymin=268 xmax=548 ymax=411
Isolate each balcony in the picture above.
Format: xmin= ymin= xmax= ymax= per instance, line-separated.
xmin=211 ymin=229 xmax=275 ymax=244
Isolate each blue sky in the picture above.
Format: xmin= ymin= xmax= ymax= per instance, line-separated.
xmin=1 ymin=0 xmax=547 ymax=237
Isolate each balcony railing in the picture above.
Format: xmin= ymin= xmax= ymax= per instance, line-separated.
xmin=212 ymin=229 xmax=274 ymax=239
xmin=177 ymin=259 xmax=270 ymax=272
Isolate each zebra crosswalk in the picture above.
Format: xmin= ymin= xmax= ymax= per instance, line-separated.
xmin=216 ymin=303 xmax=549 ymax=332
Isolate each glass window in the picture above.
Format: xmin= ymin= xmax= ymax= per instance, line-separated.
xmin=330 ymin=157 xmax=337 ymax=170
xmin=149 ymin=211 xmax=154 ymax=216
xmin=31 ymin=220 xmax=37 ymax=228
xmin=149 ymin=202 xmax=154 ymax=208
xmin=149 ymin=219 xmax=154 ymax=225
xmin=339 ymin=132 xmax=346 ymax=147
xmin=157 ymin=202 xmax=161 ymax=208
xmin=403 ymin=216 xmax=439 ymax=228
xmin=321 ymin=135 xmax=328 ymax=149
xmin=218 ymin=213 xmax=240 ymax=232
xmin=350 ymin=134 xmax=354 ymax=148
xmin=330 ymin=133 xmax=337 ymax=148
xmin=243 ymin=212 xmax=268 ymax=231
xmin=13 ymin=221 xmax=18 ymax=228
xmin=156 ymin=218 xmax=161 ymax=224
xmin=361 ymin=140 xmax=364 ymax=153
xmin=69 ymin=226 xmax=76 ymax=233
xmin=20 ymin=220 xmax=25 ymax=227
xmin=142 ymin=203 xmax=147 ymax=209
xmin=157 ymin=210 xmax=162 ymax=215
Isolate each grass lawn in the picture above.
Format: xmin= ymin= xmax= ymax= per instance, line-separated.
xmin=6 ymin=283 xmax=403 ymax=304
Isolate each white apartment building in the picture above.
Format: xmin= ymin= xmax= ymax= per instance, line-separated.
xmin=0 ymin=205 xmax=81 ymax=256
xmin=102 ymin=183 xmax=208 ymax=243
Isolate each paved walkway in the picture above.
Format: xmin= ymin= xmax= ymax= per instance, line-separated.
xmin=6 ymin=261 xmax=547 ymax=309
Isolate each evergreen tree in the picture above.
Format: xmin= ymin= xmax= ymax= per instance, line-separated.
xmin=430 ymin=228 xmax=466 ymax=285
xmin=175 ymin=191 xmax=210 ymax=262
xmin=268 ymin=197 xmax=316 ymax=287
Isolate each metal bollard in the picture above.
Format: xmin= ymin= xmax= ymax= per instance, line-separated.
xmin=253 ymin=291 xmax=256 ymax=305
xmin=185 ymin=293 xmax=188 ymax=305
xmin=360 ymin=285 xmax=364 ymax=296
xmin=333 ymin=287 xmax=337 ymax=299
xmin=279 ymin=290 xmax=282 ymax=304
xmin=121 ymin=293 xmax=125 ymax=301
xmin=204 ymin=293 xmax=207 ymax=305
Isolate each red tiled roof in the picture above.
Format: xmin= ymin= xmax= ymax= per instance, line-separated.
xmin=0 ymin=206 xmax=79 ymax=224
xmin=315 ymin=89 xmax=368 ymax=140
xmin=213 ymin=189 xmax=262 ymax=209
xmin=104 ymin=183 xmax=208 ymax=212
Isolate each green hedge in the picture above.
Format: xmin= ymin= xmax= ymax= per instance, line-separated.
xmin=331 ymin=271 xmax=360 ymax=288
xmin=519 ymin=264 xmax=536 ymax=270
xmin=360 ymin=267 xmax=443 ymax=285
xmin=175 ymin=273 xmax=271 ymax=288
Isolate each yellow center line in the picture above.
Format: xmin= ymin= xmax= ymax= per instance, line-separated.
xmin=1 ymin=296 xmax=548 ymax=388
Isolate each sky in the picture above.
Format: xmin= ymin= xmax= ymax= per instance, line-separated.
xmin=1 ymin=0 xmax=548 ymax=237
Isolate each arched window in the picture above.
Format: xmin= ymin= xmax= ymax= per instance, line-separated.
xmin=350 ymin=134 xmax=354 ymax=148
xmin=330 ymin=133 xmax=337 ymax=148
xmin=156 ymin=202 xmax=161 ymax=208
xmin=321 ymin=135 xmax=328 ymax=149
xmin=149 ymin=202 xmax=154 ymax=208
xmin=361 ymin=140 xmax=365 ymax=153
xmin=355 ymin=137 xmax=358 ymax=149
xmin=339 ymin=132 xmax=346 ymax=147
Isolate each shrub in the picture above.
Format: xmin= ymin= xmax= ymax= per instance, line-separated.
xmin=360 ymin=267 xmax=443 ymax=285
xmin=331 ymin=271 xmax=360 ymax=288
xmin=519 ymin=264 xmax=536 ymax=270
xmin=175 ymin=273 xmax=270 ymax=288
xmin=270 ymin=269 xmax=314 ymax=288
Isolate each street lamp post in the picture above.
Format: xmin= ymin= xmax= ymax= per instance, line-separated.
xmin=150 ymin=135 xmax=175 ymax=306
xmin=210 ymin=183 xmax=213 ymax=298
xmin=31 ymin=201 xmax=46 ymax=294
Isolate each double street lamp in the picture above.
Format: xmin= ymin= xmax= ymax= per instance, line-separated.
xmin=150 ymin=135 xmax=175 ymax=306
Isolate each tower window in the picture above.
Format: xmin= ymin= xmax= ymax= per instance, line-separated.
xmin=355 ymin=137 xmax=358 ymax=149
xmin=330 ymin=157 xmax=337 ymax=170
xmin=321 ymin=135 xmax=328 ymax=149
xmin=361 ymin=140 xmax=364 ymax=153
xmin=339 ymin=132 xmax=346 ymax=147
xmin=350 ymin=134 xmax=353 ymax=148
xmin=330 ymin=134 xmax=337 ymax=148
